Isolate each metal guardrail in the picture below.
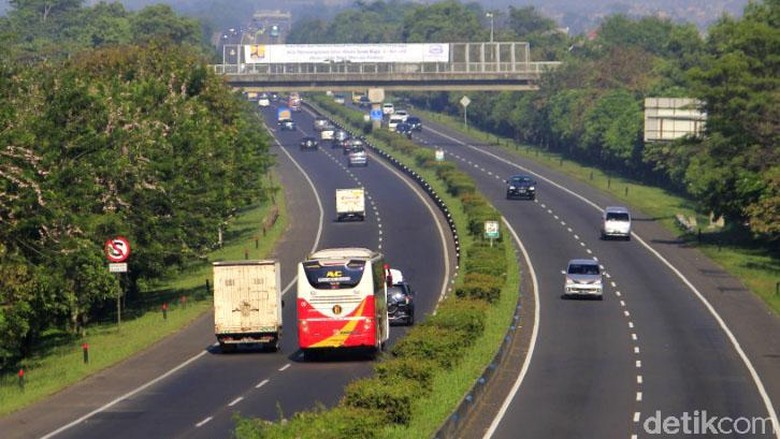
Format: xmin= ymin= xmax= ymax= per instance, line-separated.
xmin=212 ymin=61 xmax=561 ymax=76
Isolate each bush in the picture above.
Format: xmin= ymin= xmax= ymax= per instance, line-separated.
xmin=427 ymin=297 xmax=490 ymax=334
xmin=233 ymin=405 xmax=386 ymax=439
xmin=455 ymin=272 xmax=503 ymax=303
xmin=465 ymin=245 xmax=507 ymax=276
xmin=341 ymin=377 xmax=421 ymax=425
xmin=391 ymin=324 xmax=468 ymax=369
xmin=374 ymin=357 xmax=438 ymax=392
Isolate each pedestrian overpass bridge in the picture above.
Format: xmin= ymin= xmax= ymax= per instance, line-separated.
xmin=212 ymin=42 xmax=560 ymax=92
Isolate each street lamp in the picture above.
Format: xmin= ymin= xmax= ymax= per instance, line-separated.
xmin=486 ymin=12 xmax=494 ymax=42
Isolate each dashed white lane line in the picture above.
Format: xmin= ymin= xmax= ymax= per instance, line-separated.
xmin=615 ymin=291 xmax=622 ymax=297
xmin=628 ymin=321 xmax=634 ymax=329
xmin=634 ymin=346 xmax=640 ymax=354
xmin=636 ymin=392 xmax=643 ymax=402
xmin=278 ymin=364 xmax=291 ymax=372
xmin=255 ymin=379 xmax=269 ymax=389
xmin=228 ymin=397 xmax=244 ymax=407
xmin=636 ymin=360 xmax=642 ymax=368
xmin=632 ymin=333 xmax=638 ymax=341
xmin=195 ymin=417 xmax=213 ymax=427
xmin=620 ymin=300 xmax=626 ymax=307
xmin=637 ymin=375 xmax=643 ymax=384
xmin=573 ymin=234 xmax=579 ymax=239
xmin=624 ymin=310 xmax=631 ymax=317
xmin=633 ymin=412 xmax=641 ymax=422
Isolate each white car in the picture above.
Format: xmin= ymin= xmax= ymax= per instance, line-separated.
xmin=393 ymin=109 xmax=409 ymax=122
xmin=382 ymin=102 xmax=395 ymax=115
xmin=387 ymin=114 xmax=405 ymax=131
xmin=257 ymin=93 xmax=271 ymax=107
xmin=600 ymin=206 xmax=631 ymax=240
xmin=562 ymin=259 xmax=603 ymax=299
xmin=347 ymin=147 xmax=368 ymax=167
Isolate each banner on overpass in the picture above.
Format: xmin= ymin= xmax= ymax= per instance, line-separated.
xmin=244 ymin=43 xmax=449 ymax=64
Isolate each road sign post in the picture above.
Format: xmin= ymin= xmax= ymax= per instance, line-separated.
xmin=484 ymin=220 xmax=500 ymax=247
xmin=460 ymin=96 xmax=471 ymax=131
xmin=105 ymin=236 xmax=131 ymax=326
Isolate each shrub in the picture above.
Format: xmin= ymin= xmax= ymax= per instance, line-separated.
xmin=427 ymin=297 xmax=490 ymax=334
xmin=374 ymin=357 xmax=438 ymax=392
xmin=233 ymin=405 xmax=386 ymax=439
xmin=465 ymin=245 xmax=507 ymax=277
xmin=455 ymin=272 xmax=504 ymax=303
xmin=341 ymin=377 xmax=421 ymax=425
xmin=391 ymin=324 xmax=468 ymax=369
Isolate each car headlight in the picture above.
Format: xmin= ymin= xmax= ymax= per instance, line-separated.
xmin=509 ymin=186 xmax=516 ymax=190
xmin=529 ymin=186 xmax=536 ymax=191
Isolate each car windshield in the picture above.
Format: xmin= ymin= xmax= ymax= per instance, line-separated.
xmin=511 ymin=177 xmax=533 ymax=184
xmin=568 ymin=264 xmax=600 ymax=275
xmin=606 ymin=212 xmax=630 ymax=221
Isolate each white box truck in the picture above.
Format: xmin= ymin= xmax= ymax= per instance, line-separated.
xmin=213 ymin=260 xmax=282 ymax=352
xmin=336 ymin=188 xmax=366 ymax=221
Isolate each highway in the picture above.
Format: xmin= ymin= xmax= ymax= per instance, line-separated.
xmin=403 ymin=116 xmax=780 ymax=438
xmin=1 ymin=101 xmax=454 ymax=439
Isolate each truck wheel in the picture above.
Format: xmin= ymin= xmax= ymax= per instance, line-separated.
xmin=220 ymin=343 xmax=236 ymax=354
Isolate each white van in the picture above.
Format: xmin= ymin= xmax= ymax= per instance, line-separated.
xmin=388 ymin=114 xmax=405 ymax=131
xmin=600 ymin=206 xmax=631 ymax=240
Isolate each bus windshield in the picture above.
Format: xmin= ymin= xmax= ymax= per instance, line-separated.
xmin=302 ymin=260 xmax=366 ymax=289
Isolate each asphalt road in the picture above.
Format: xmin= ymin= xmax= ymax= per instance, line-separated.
xmin=403 ymin=117 xmax=779 ymax=438
xmin=0 ymin=101 xmax=455 ymax=439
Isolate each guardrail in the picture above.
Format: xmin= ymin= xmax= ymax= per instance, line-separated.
xmin=212 ymin=61 xmax=560 ymax=76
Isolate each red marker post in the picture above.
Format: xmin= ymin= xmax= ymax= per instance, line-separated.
xmin=82 ymin=343 xmax=89 ymax=364
xmin=162 ymin=303 xmax=168 ymax=320
xmin=18 ymin=368 xmax=24 ymax=390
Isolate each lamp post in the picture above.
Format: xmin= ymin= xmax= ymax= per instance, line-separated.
xmin=486 ymin=12 xmax=494 ymax=42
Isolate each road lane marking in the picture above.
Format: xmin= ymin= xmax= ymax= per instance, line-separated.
xmin=228 ymin=397 xmax=243 ymax=407
xmin=195 ymin=417 xmax=213 ymax=427
xmin=278 ymin=364 xmax=291 ymax=372
xmin=255 ymin=379 xmax=269 ymax=389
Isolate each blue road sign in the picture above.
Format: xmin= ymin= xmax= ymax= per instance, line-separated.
xmin=370 ymin=108 xmax=383 ymax=121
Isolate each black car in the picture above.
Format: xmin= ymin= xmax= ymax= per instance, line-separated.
xmin=387 ymin=283 xmax=415 ymax=326
xmin=406 ymin=116 xmax=422 ymax=131
xmin=395 ymin=122 xmax=413 ymax=139
xmin=358 ymin=95 xmax=371 ymax=108
xmin=299 ymin=136 xmax=318 ymax=150
xmin=278 ymin=118 xmax=296 ymax=131
xmin=506 ymin=174 xmax=537 ymax=200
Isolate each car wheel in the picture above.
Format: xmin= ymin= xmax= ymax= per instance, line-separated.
xmin=407 ymin=314 xmax=415 ymax=326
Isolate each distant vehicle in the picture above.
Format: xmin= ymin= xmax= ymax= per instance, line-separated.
xmin=386 ymin=268 xmax=415 ymax=326
xmin=245 ymin=91 xmax=259 ymax=101
xmin=257 ymin=93 xmax=271 ymax=107
xmin=600 ymin=206 xmax=631 ymax=240
xmin=333 ymin=94 xmax=346 ymax=105
xmin=393 ymin=109 xmax=409 ymax=122
xmin=269 ymin=92 xmax=280 ymax=102
xmin=335 ymin=188 xmax=366 ymax=221
xmin=313 ymin=117 xmax=329 ymax=131
xmin=358 ymin=95 xmax=372 ymax=108
xmin=296 ymin=248 xmax=389 ymax=360
xmin=278 ymin=118 xmax=296 ymax=131
xmin=388 ymin=114 xmax=405 ymax=131
xmin=352 ymin=91 xmax=367 ymax=104
xmin=299 ymin=136 xmax=318 ymax=150
xmin=395 ymin=122 xmax=413 ymax=139
xmin=332 ymin=129 xmax=350 ymax=148
xmin=343 ymin=137 xmax=365 ymax=155
xmin=562 ymin=259 xmax=603 ymax=299
xmin=269 ymin=24 xmax=280 ymax=38
xmin=406 ymin=116 xmax=422 ymax=131
xmin=347 ymin=146 xmax=368 ymax=167
xmin=505 ymin=175 xmax=537 ymax=200
xmin=320 ymin=124 xmax=336 ymax=141
xmin=382 ymin=102 xmax=395 ymax=115
xmin=288 ymin=92 xmax=302 ymax=112
xmin=213 ymin=260 xmax=282 ymax=352
xmin=277 ymin=106 xmax=292 ymax=122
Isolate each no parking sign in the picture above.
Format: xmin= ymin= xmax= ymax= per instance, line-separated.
xmin=104 ymin=236 xmax=131 ymax=263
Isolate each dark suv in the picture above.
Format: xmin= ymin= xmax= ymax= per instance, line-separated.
xmin=387 ymin=283 xmax=415 ymax=326
xmin=506 ymin=174 xmax=537 ymax=200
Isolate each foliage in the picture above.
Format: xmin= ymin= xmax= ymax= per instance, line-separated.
xmin=234 ymin=405 xmax=387 ymax=439
xmin=341 ymin=377 xmax=421 ymax=425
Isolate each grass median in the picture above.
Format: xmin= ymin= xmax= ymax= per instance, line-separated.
xmin=0 ymin=180 xmax=287 ymax=417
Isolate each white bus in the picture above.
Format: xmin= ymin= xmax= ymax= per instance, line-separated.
xmin=296 ymin=247 xmax=390 ymax=359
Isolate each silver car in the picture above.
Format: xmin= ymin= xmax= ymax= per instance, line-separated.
xmin=562 ymin=259 xmax=603 ymax=299
xmin=347 ymin=147 xmax=368 ymax=167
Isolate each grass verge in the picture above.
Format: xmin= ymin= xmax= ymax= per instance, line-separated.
xmin=420 ymin=110 xmax=780 ymax=315
xmin=0 ymin=180 xmax=288 ymax=416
